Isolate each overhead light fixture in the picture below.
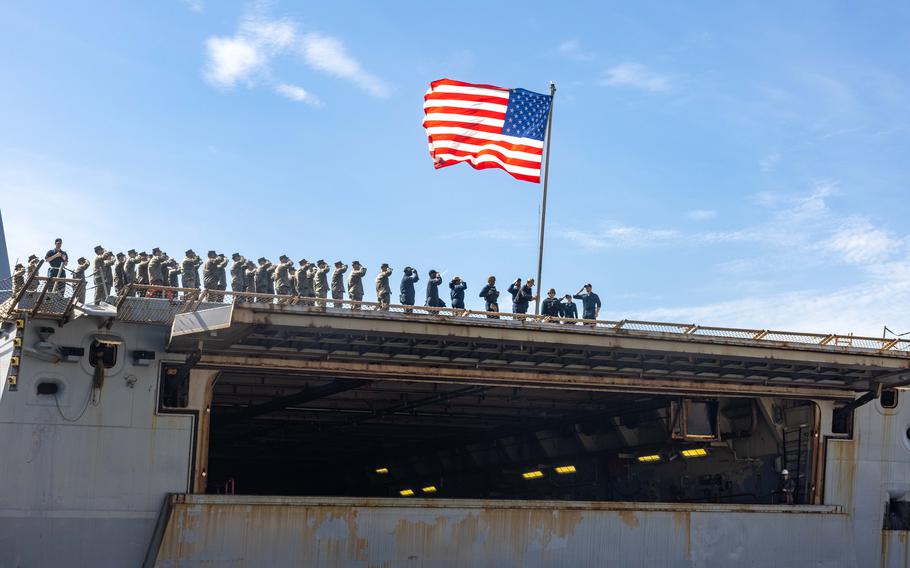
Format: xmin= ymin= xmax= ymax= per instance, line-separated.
xmin=554 ymin=465 xmax=576 ymax=475
xmin=681 ymin=448 xmax=709 ymax=458
xmin=399 ymin=489 xmax=415 ymax=496
xmin=375 ymin=467 xmax=389 ymax=475
xmin=421 ymin=486 xmax=437 ymax=494
xmin=522 ymin=470 xmax=544 ymax=480
xmin=637 ymin=454 xmax=661 ymax=463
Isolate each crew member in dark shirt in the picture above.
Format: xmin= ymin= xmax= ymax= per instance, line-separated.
xmin=541 ymin=288 xmax=562 ymax=317
xmin=45 ymin=237 xmax=68 ymax=292
xmin=573 ymin=283 xmax=602 ymax=321
xmin=478 ymin=276 xmax=500 ymax=318
xmin=561 ymin=294 xmax=578 ymax=321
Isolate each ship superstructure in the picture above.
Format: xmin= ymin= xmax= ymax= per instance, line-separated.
xmin=2 ymin=274 xmax=910 ymax=567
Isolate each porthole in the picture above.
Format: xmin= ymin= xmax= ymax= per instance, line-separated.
xmin=882 ymin=388 xmax=899 ymax=409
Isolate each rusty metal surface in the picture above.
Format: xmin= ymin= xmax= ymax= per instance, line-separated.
xmin=153 ymin=495 xmax=854 ymax=567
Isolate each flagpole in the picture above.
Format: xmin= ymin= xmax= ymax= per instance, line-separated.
xmin=534 ymin=81 xmax=556 ymax=315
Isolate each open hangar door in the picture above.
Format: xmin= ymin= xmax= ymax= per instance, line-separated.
xmin=201 ymin=371 xmax=818 ymax=505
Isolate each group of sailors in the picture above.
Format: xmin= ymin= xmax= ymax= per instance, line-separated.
xmin=12 ymin=239 xmax=603 ymax=320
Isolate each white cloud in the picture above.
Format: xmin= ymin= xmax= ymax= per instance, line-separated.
xmin=555 ymin=39 xmax=593 ymax=61
xmin=601 ymin=63 xmax=670 ymax=92
xmin=298 ymin=33 xmax=390 ymax=98
xmin=202 ymin=11 xmax=388 ymax=102
xmin=204 ymin=36 xmax=263 ymax=87
xmin=275 ymin=83 xmax=321 ymax=106
xmin=561 ymin=225 xmax=681 ymax=248
xmin=824 ymin=217 xmax=898 ymax=265
xmin=687 ymin=209 xmax=716 ymax=221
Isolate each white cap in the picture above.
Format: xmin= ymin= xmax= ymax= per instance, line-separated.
xmin=781 ymin=469 xmax=789 ymax=475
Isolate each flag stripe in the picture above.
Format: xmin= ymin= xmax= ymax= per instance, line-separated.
xmin=424 ymin=126 xmax=544 ymax=149
xmin=423 ymin=78 xmax=549 ymax=184
xmin=422 ymin=99 xmax=508 ymax=113
xmin=423 ymin=106 xmax=506 ymax=120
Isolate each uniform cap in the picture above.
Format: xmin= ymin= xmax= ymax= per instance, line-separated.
xmin=352 ymin=260 xmax=361 ymax=265
xmin=298 ymin=258 xmax=308 ymax=265
xmin=152 ymin=247 xmax=161 ymax=254
xmin=93 ymin=245 xmax=103 ymax=253
xmin=116 ymin=252 xmax=125 ymax=258
xmin=15 ymin=263 xmax=23 ymax=268
xmin=77 ymin=257 xmax=86 ymax=263
xmin=208 ymin=250 xmax=216 ymax=256
xmin=334 ymin=260 xmax=343 ymax=266
xmin=258 ymin=257 xmax=267 ymax=263
xmin=128 ymin=249 xmax=137 ymax=255
xmin=585 ymin=283 xmax=592 ymax=288
xmin=140 ymin=251 xmax=148 ymax=256
xmin=381 ymin=263 xmax=389 ymax=268
xmin=317 ymin=259 xmax=326 ymax=265
xmin=28 ymin=254 xmax=38 ymax=261
xmin=185 ymin=249 xmax=194 ymax=256
xmin=232 ymin=252 xmax=240 ymax=259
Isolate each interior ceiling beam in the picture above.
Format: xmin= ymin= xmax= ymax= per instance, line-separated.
xmin=217 ymin=378 xmax=372 ymax=425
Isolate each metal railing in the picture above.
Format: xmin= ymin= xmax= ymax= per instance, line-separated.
xmin=107 ymin=284 xmax=910 ymax=354
xmin=0 ymin=268 xmax=84 ymax=321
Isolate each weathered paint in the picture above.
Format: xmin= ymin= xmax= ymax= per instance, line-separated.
xmin=154 ymin=496 xmax=849 ymax=568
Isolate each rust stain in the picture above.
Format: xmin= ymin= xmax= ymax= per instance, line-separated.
xmin=618 ymin=510 xmax=640 ymax=528
xmin=829 ymin=439 xmax=857 ymax=511
xmin=673 ymin=511 xmax=691 ymax=559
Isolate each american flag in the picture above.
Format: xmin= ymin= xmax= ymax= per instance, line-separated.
xmin=423 ymin=78 xmax=552 ymax=183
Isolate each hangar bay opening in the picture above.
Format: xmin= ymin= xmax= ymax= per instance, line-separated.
xmin=202 ymin=370 xmax=819 ymax=504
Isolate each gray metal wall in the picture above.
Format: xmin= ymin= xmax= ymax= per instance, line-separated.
xmin=0 ymin=317 xmax=194 ymax=568
xmin=154 ymin=495 xmax=850 ymax=568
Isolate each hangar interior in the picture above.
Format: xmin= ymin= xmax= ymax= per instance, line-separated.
xmin=202 ymin=371 xmax=818 ymax=504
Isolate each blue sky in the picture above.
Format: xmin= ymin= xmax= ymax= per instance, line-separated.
xmin=2 ymin=1 xmax=909 ymax=334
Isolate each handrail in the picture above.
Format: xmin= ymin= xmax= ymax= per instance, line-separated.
xmin=107 ymin=284 xmax=910 ymax=354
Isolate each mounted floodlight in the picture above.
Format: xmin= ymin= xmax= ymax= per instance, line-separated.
xmin=681 ymin=448 xmax=709 ymax=458
xmin=637 ymin=454 xmax=661 ymax=463
xmin=522 ymin=470 xmax=544 ymax=480
xmin=375 ymin=467 xmax=389 ymax=475
xmin=399 ymin=489 xmax=415 ymax=496
xmin=554 ymin=465 xmax=576 ymax=475
xmin=421 ymin=486 xmax=437 ymax=494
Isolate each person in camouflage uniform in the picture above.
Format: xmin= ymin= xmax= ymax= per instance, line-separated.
xmin=375 ymin=263 xmax=393 ymax=310
xmin=313 ymin=260 xmax=329 ymax=307
xmin=331 ymin=261 xmax=348 ymax=308
xmin=243 ymin=260 xmax=256 ymax=297
xmin=295 ymin=259 xmax=315 ymax=305
xmin=113 ymin=253 xmax=126 ymax=296
xmin=230 ymin=253 xmax=246 ymax=302
xmin=135 ymin=252 xmax=150 ymax=296
xmin=26 ymin=255 xmax=40 ymax=292
xmin=93 ymin=246 xmax=115 ymax=304
xmin=11 ymin=263 xmax=25 ymax=301
xmin=123 ymin=249 xmax=138 ymax=295
xmin=166 ymin=258 xmax=181 ymax=299
xmin=72 ymin=257 xmax=91 ymax=304
xmin=146 ymin=247 xmax=165 ymax=298
xmin=203 ymin=251 xmax=220 ymax=301
xmin=254 ymin=258 xmax=273 ymax=303
xmin=274 ymin=255 xmax=294 ymax=300
xmin=215 ymin=254 xmax=228 ymax=301
xmin=347 ymin=260 xmax=366 ymax=309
